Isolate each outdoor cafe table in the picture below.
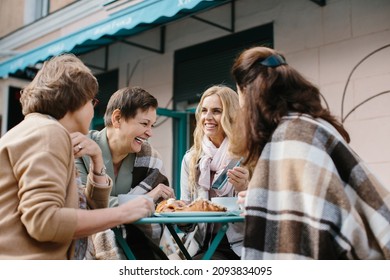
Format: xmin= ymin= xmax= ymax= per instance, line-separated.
xmin=114 ymin=214 xmax=244 ymax=260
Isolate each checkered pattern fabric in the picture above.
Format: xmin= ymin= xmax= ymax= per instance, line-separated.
xmin=242 ymin=113 xmax=390 ymax=259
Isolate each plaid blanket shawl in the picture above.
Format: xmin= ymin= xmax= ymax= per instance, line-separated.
xmin=243 ymin=113 xmax=390 ymax=259
xmin=128 ymin=142 xmax=169 ymax=245
xmin=124 ymin=142 xmax=169 ymax=245
xmin=76 ymin=128 xmax=169 ymax=199
xmin=130 ymin=142 xmax=169 ymax=195
xmin=76 ymin=128 xmax=170 ymax=249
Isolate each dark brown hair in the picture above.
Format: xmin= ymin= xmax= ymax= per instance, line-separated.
xmin=20 ymin=53 xmax=98 ymax=119
xmin=104 ymin=86 xmax=158 ymax=126
xmin=231 ymin=46 xmax=349 ymax=167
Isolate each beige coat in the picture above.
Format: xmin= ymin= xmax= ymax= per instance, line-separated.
xmin=0 ymin=113 xmax=111 ymax=259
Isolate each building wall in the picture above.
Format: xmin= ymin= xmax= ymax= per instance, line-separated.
xmin=0 ymin=0 xmax=77 ymax=38
xmin=89 ymin=0 xmax=390 ymax=187
xmin=0 ymin=0 xmax=24 ymax=38
xmin=0 ymin=1 xmax=104 ymax=58
xmin=49 ymin=0 xmax=77 ymax=13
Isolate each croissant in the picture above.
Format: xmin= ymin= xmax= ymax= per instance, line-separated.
xmin=185 ymin=199 xmax=226 ymax=212
xmin=155 ymin=198 xmax=187 ymax=213
xmin=156 ymin=198 xmax=226 ymax=213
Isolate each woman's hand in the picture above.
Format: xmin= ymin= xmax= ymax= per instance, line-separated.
xmin=237 ymin=190 xmax=246 ymax=206
xmin=237 ymin=190 xmax=247 ymax=216
xmin=147 ymin=184 xmax=175 ymax=203
xmin=227 ymin=166 xmax=249 ymax=192
xmin=70 ymin=132 xmax=104 ymax=171
xmin=70 ymin=132 xmax=102 ymax=161
xmin=70 ymin=132 xmax=107 ymax=185
xmin=74 ymin=196 xmax=155 ymax=238
xmin=119 ymin=196 xmax=155 ymax=222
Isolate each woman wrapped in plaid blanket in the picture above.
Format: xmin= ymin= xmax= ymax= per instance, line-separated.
xmin=76 ymin=86 xmax=173 ymax=259
xmin=230 ymin=46 xmax=390 ymax=259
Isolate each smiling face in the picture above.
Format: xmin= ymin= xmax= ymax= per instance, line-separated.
xmin=200 ymin=94 xmax=225 ymax=147
xmin=112 ymin=107 xmax=157 ymax=154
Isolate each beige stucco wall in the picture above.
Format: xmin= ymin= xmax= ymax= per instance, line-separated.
xmin=0 ymin=0 xmax=24 ymax=38
xmin=0 ymin=0 xmax=78 ymax=38
xmin=49 ymin=0 xmax=77 ymax=13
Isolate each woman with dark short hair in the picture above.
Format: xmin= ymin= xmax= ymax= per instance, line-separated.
xmin=75 ymin=86 xmax=173 ymax=259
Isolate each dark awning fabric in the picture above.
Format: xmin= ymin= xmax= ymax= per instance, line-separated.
xmin=0 ymin=0 xmax=228 ymax=78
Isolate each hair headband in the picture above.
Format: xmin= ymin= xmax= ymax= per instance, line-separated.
xmin=259 ymin=54 xmax=287 ymax=67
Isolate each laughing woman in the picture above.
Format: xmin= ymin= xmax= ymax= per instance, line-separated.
xmin=75 ymin=87 xmax=174 ymax=259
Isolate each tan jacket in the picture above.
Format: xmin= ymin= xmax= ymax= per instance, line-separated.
xmin=0 ymin=113 xmax=111 ymax=259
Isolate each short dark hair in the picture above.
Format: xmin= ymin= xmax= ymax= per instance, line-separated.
xmin=20 ymin=53 xmax=98 ymax=119
xmin=104 ymin=86 xmax=158 ymax=126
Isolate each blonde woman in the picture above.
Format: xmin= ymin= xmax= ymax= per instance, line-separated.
xmin=180 ymin=85 xmax=250 ymax=259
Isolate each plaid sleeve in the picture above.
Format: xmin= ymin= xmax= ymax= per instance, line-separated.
xmin=131 ymin=143 xmax=169 ymax=193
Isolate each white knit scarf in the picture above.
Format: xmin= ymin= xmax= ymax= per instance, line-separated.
xmin=197 ymin=136 xmax=233 ymax=196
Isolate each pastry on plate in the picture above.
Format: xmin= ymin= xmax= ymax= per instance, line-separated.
xmin=156 ymin=198 xmax=226 ymax=213
xmin=156 ymin=198 xmax=187 ymax=213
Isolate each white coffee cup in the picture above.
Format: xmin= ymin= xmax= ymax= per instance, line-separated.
xmin=211 ymin=197 xmax=239 ymax=211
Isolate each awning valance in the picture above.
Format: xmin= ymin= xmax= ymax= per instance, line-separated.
xmin=0 ymin=0 xmax=228 ymax=78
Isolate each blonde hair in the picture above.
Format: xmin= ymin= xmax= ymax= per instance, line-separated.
xmin=188 ymin=85 xmax=239 ymax=195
